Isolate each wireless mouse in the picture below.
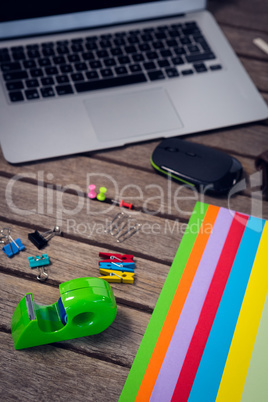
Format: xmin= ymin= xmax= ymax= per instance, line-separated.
xmin=151 ymin=138 xmax=243 ymax=194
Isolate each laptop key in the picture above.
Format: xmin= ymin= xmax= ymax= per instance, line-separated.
xmin=6 ymin=81 xmax=24 ymax=90
xmin=144 ymin=61 xmax=156 ymax=70
xmin=194 ymin=62 xmax=207 ymax=73
xmin=41 ymin=77 xmax=54 ymax=85
xmin=56 ymin=75 xmax=69 ymax=84
xmin=86 ymin=71 xmax=99 ymax=80
xmin=53 ymin=56 xmax=66 ymax=64
xmin=132 ymin=53 xmax=145 ymax=62
xmin=12 ymin=52 xmax=26 ymax=60
xmin=181 ymin=69 xmax=194 ymax=75
xmin=173 ymin=47 xmax=186 ymax=55
xmin=57 ymin=46 xmax=69 ymax=54
xmin=25 ymin=89 xmax=39 ymax=100
xmin=146 ymin=51 xmax=158 ymax=60
xmin=60 ymin=64 xmax=73 ymax=73
xmin=68 ymin=54 xmax=80 ymax=63
xmin=110 ymin=47 xmax=123 ymax=56
xmin=3 ymin=70 xmax=28 ymax=81
xmin=186 ymin=52 xmax=215 ymax=63
xmin=104 ymin=58 xmax=116 ymax=67
xmin=82 ymin=52 xmax=94 ymax=60
xmin=158 ymin=59 xmax=170 ymax=68
xmin=129 ymin=64 xmax=142 ymax=73
xmin=42 ymin=47 xmax=55 ymax=57
xmin=75 ymin=62 xmax=88 ymax=71
xmin=9 ymin=91 xmax=24 ymax=102
xmin=148 ymin=70 xmax=165 ymax=81
xmin=210 ymin=64 xmax=222 ymax=71
xmin=45 ymin=66 xmax=58 ymax=75
xmin=100 ymin=68 xmax=114 ymax=78
xmin=118 ymin=56 xmax=131 ymax=64
xmin=27 ymin=50 xmax=41 ymax=58
xmin=26 ymin=79 xmax=39 ymax=88
xmin=23 ymin=59 xmax=37 ymax=69
xmin=30 ymin=68 xmax=43 ymax=77
xmin=71 ymin=72 xmax=84 ymax=81
xmin=41 ymin=87 xmax=55 ymax=97
xmin=56 ymin=84 xmax=74 ymax=95
xmin=166 ymin=67 xmax=179 ymax=78
xmin=115 ymin=66 xmax=128 ymax=75
xmin=38 ymin=58 xmax=51 ymax=67
xmin=171 ymin=56 xmax=184 ymax=65
xmin=0 ymin=53 xmax=11 ymax=63
xmin=1 ymin=62 xmax=21 ymax=72
xmin=75 ymin=73 xmax=147 ymax=92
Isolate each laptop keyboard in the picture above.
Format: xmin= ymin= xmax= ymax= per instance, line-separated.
xmin=0 ymin=21 xmax=222 ymax=103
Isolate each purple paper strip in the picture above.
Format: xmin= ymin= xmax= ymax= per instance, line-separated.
xmin=150 ymin=207 xmax=233 ymax=402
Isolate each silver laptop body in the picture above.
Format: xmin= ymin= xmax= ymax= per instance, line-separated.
xmin=0 ymin=0 xmax=267 ymax=163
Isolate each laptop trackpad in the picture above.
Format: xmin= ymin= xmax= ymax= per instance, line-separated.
xmin=84 ymin=88 xmax=183 ymax=142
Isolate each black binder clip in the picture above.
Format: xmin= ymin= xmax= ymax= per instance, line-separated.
xmin=28 ymin=226 xmax=61 ymax=250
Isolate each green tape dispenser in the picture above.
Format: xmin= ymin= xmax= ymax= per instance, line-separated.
xmin=11 ymin=277 xmax=117 ymax=350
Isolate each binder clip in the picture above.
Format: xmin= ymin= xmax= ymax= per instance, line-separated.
xmin=99 ymin=252 xmax=136 ymax=281
xmin=11 ymin=277 xmax=117 ymax=349
xmin=105 ymin=212 xmax=141 ymax=243
xmin=28 ymin=254 xmax=50 ymax=281
xmin=99 ymin=269 xmax=135 ymax=284
xmin=28 ymin=225 xmax=61 ymax=249
xmin=1 ymin=228 xmax=25 ymax=258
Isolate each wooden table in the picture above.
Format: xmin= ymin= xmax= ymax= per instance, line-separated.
xmin=1 ymin=1 xmax=268 ymax=400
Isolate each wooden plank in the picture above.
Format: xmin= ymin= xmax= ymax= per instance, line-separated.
xmin=240 ymin=57 xmax=268 ymax=92
xmin=2 ymin=176 xmax=268 ymax=248
xmin=0 ymin=222 xmax=169 ymax=310
xmin=0 ymin=331 xmax=128 ymax=401
xmin=220 ymin=25 xmax=268 ymax=61
xmin=208 ymin=0 xmax=268 ymax=33
xmin=0 ymin=273 xmax=150 ymax=369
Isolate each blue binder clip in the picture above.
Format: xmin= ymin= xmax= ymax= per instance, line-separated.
xmin=28 ymin=254 xmax=50 ymax=268
xmin=28 ymin=254 xmax=50 ymax=281
xmin=1 ymin=228 xmax=25 ymax=258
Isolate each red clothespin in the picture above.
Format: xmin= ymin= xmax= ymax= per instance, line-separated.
xmin=99 ymin=252 xmax=134 ymax=263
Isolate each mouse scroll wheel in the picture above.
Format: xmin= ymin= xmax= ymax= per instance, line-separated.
xmin=186 ymin=151 xmax=197 ymax=157
xmin=164 ymin=146 xmax=179 ymax=152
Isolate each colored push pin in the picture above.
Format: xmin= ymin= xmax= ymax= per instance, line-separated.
xmin=88 ymin=184 xmax=97 ymax=199
xmin=112 ymin=199 xmax=133 ymax=209
xmin=97 ymin=187 xmax=107 ymax=202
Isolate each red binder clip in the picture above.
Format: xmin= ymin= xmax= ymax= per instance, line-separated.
xmin=99 ymin=252 xmax=134 ymax=263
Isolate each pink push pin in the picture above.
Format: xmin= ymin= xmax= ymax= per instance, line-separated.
xmin=88 ymin=184 xmax=97 ymax=199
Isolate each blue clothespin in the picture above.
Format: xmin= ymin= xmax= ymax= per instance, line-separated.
xmin=99 ymin=262 xmax=135 ymax=273
xmin=28 ymin=254 xmax=50 ymax=269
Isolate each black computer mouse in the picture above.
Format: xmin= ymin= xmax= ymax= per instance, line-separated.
xmin=151 ymin=138 xmax=243 ymax=194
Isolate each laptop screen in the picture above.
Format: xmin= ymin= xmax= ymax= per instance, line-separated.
xmin=0 ymin=0 xmax=206 ymax=39
xmin=1 ymin=1 xmax=160 ymax=23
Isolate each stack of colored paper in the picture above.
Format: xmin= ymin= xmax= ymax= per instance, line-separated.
xmin=120 ymin=202 xmax=268 ymax=402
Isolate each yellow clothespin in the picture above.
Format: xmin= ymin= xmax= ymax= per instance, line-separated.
xmin=99 ymin=268 xmax=134 ymax=284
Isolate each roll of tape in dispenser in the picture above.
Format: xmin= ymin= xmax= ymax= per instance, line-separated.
xmin=11 ymin=277 xmax=117 ymax=349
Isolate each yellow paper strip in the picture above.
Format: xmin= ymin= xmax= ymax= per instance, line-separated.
xmin=216 ymin=222 xmax=268 ymax=402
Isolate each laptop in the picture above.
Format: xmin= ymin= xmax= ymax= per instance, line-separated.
xmin=0 ymin=0 xmax=267 ymax=164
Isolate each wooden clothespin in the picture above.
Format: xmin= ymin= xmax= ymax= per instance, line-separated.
xmin=99 ymin=262 xmax=135 ymax=272
xmin=99 ymin=252 xmax=134 ymax=263
xmin=99 ymin=269 xmax=134 ymax=284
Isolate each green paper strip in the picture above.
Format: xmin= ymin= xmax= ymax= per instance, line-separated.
xmin=241 ymin=291 xmax=268 ymax=402
xmin=119 ymin=201 xmax=209 ymax=402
